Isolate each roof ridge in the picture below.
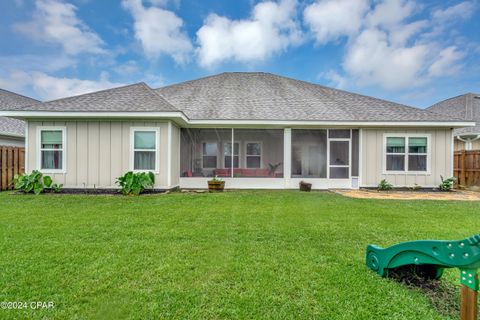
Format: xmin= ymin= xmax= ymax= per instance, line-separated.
xmin=0 ymin=88 xmax=40 ymax=102
xmin=428 ymin=93 xmax=478 ymax=108
xmin=140 ymin=82 xmax=185 ymax=115
xmin=41 ymin=82 xmax=144 ymax=104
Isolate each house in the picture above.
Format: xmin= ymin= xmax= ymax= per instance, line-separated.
xmin=0 ymin=89 xmax=39 ymax=147
xmin=0 ymin=72 xmax=474 ymax=190
xmin=428 ymin=93 xmax=480 ymax=151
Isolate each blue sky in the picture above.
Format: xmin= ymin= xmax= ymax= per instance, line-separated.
xmin=0 ymin=0 xmax=478 ymax=108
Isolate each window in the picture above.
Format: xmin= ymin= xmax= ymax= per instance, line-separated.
xmin=39 ymin=127 xmax=65 ymax=172
xmin=386 ymin=137 xmax=405 ymax=171
xmin=202 ymin=142 xmax=218 ymax=168
xmin=132 ymin=128 xmax=158 ymax=172
xmin=224 ymin=142 xmax=239 ymax=168
xmin=385 ymin=135 xmax=429 ymax=172
xmin=246 ymin=142 xmax=262 ymax=168
xmin=408 ymin=137 xmax=427 ymax=171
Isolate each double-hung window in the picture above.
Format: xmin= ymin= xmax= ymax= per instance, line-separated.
xmin=132 ymin=128 xmax=158 ymax=172
xmin=202 ymin=142 xmax=218 ymax=168
xmin=385 ymin=135 xmax=429 ymax=173
xmin=38 ymin=127 xmax=66 ymax=173
xmin=224 ymin=142 xmax=239 ymax=168
xmin=246 ymin=142 xmax=262 ymax=168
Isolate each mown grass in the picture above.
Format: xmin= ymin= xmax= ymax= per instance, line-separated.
xmin=0 ymin=190 xmax=479 ymax=319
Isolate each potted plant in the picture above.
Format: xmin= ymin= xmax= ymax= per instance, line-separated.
xmin=268 ymin=162 xmax=282 ymax=177
xmin=208 ymin=175 xmax=225 ymax=192
xmin=299 ymin=180 xmax=312 ymax=192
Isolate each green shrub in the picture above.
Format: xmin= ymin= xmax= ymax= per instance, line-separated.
xmin=13 ymin=170 xmax=62 ymax=195
xmin=438 ymin=176 xmax=456 ymax=191
xmin=116 ymin=171 xmax=155 ymax=196
xmin=377 ymin=179 xmax=393 ymax=191
xmin=410 ymin=184 xmax=422 ymax=191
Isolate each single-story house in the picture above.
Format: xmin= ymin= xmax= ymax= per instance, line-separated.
xmin=0 ymin=89 xmax=39 ymax=147
xmin=428 ymin=93 xmax=480 ymax=151
xmin=0 ymin=72 xmax=474 ymax=190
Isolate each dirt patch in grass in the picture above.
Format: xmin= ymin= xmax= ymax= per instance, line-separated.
xmin=334 ymin=189 xmax=480 ymax=201
xmin=388 ymin=266 xmax=460 ymax=319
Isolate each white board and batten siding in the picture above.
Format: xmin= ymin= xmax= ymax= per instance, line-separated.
xmin=361 ymin=128 xmax=453 ymax=188
xmin=27 ymin=120 xmax=180 ymax=189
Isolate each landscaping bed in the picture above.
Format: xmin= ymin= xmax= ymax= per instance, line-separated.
xmin=0 ymin=190 xmax=479 ymax=319
xmin=334 ymin=189 xmax=480 ymax=201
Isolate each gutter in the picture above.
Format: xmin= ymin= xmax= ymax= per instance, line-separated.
xmin=0 ymin=111 xmax=475 ymax=128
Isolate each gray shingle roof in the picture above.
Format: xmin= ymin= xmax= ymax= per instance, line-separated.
xmin=156 ymin=72 xmax=461 ymax=122
xmin=0 ymin=89 xmax=39 ymax=136
xmin=3 ymin=83 xmax=178 ymax=113
xmin=428 ymin=93 xmax=480 ymax=135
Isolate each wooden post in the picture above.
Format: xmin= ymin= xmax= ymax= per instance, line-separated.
xmin=460 ymin=150 xmax=466 ymax=186
xmin=1 ymin=147 xmax=6 ymax=191
xmin=460 ymin=269 xmax=478 ymax=320
xmin=460 ymin=285 xmax=478 ymax=320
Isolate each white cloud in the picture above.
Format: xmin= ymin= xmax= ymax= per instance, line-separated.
xmin=13 ymin=0 xmax=105 ymax=55
xmin=365 ymin=0 xmax=417 ymax=30
xmin=310 ymin=0 xmax=469 ymax=90
xmin=428 ymin=46 xmax=465 ymax=77
xmin=196 ymin=0 xmax=302 ymax=67
xmin=122 ymin=0 xmax=192 ymax=64
xmin=320 ymin=70 xmax=348 ymax=88
xmin=432 ymin=1 xmax=475 ymax=21
xmin=303 ymin=0 xmax=370 ymax=44
xmin=0 ymin=70 xmax=124 ymax=100
xmin=114 ymin=60 xmax=140 ymax=75
xmin=343 ymin=28 xmax=430 ymax=89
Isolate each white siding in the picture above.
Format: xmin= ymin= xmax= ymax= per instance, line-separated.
xmin=27 ymin=120 xmax=177 ymax=189
xmin=361 ymin=128 xmax=453 ymax=187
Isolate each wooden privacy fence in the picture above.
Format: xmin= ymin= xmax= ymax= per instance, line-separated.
xmin=454 ymin=150 xmax=480 ymax=187
xmin=0 ymin=146 xmax=25 ymax=190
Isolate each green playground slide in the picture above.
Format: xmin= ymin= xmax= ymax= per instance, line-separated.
xmin=366 ymin=234 xmax=480 ymax=290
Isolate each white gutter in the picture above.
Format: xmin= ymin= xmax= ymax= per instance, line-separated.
xmin=0 ymin=132 xmax=24 ymax=138
xmin=0 ymin=111 xmax=474 ymax=128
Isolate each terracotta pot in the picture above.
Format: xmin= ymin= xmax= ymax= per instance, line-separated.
xmin=208 ymin=181 xmax=225 ymax=192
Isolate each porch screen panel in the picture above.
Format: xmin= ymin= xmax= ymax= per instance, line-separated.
xmin=329 ymin=140 xmax=349 ymax=179
xmin=180 ymin=128 xmax=232 ymax=178
xmin=351 ymin=129 xmax=359 ymax=177
xmin=291 ymin=129 xmax=327 ymax=178
xmin=232 ymin=129 xmax=284 ymax=178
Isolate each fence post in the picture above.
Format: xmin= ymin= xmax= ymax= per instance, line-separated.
xmin=460 ymin=150 xmax=466 ymax=186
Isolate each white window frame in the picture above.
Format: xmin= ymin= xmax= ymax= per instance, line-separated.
xmin=245 ymin=141 xmax=263 ymax=168
xmin=383 ymin=133 xmax=431 ymax=174
xmin=36 ymin=126 xmax=66 ymax=174
xmin=223 ymin=140 xmax=240 ymax=169
xmin=201 ymin=141 xmax=218 ymax=169
xmin=130 ymin=127 xmax=160 ymax=173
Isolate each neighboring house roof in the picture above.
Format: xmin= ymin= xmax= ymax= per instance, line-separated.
xmin=2 ymin=83 xmax=178 ymax=113
xmin=0 ymin=89 xmax=39 ymax=137
xmin=428 ymin=93 xmax=480 ymax=136
xmin=155 ymin=72 xmax=461 ymax=122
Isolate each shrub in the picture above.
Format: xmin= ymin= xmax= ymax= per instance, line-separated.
xmin=438 ymin=176 xmax=456 ymax=192
xmin=410 ymin=184 xmax=422 ymax=191
xmin=377 ymin=179 xmax=393 ymax=191
xmin=13 ymin=170 xmax=62 ymax=195
xmin=116 ymin=171 xmax=155 ymax=195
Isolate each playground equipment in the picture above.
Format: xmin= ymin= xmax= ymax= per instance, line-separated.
xmin=366 ymin=234 xmax=480 ymax=320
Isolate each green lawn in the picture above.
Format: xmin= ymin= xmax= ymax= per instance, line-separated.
xmin=0 ymin=190 xmax=479 ymax=319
